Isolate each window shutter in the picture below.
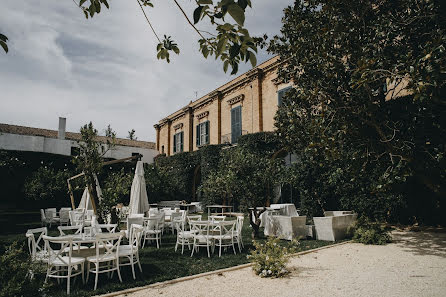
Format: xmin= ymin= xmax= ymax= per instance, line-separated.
xmin=205 ymin=121 xmax=209 ymax=144
xmin=196 ymin=124 xmax=200 ymax=147
xmin=180 ymin=132 xmax=184 ymax=152
xmin=231 ymin=106 xmax=242 ymax=143
xmin=173 ymin=134 xmax=177 ymax=153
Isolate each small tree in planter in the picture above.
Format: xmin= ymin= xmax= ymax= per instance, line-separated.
xmin=72 ymin=122 xmax=116 ymax=222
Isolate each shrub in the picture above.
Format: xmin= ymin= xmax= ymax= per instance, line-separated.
xmin=0 ymin=241 xmax=49 ymax=297
xmin=248 ymin=237 xmax=299 ymax=278
xmin=352 ymin=218 xmax=392 ymax=245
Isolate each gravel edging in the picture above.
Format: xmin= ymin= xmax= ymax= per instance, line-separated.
xmin=98 ymin=240 xmax=351 ymax=297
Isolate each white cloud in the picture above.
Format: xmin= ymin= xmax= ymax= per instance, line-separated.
xmin=0 ymin=0 xmax=293 ymax=141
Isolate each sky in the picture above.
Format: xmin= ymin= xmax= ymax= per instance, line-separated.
xmin=0 ymin=0 xmax=293 ymax=142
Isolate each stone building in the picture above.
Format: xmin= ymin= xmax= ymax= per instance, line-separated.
xmin=154 ymin=56 xmax=291 ymax=155
xmin=0 ymin=117 xmax=158 ymax=163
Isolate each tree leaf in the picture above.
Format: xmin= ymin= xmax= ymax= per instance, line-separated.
xmin=216 ymin=36 xmax=228 ymax=57
xmin=193 ymin=6 xmax=204 ymax=24
xmin=79 ymin=0 xmax=87 ymax=6
xmin=0 ymin=34 xmax=7 ymax=42
xmin=197 ymin=0 xmax=213 ymax=4
xmin=0 ymin=40 xmax=8 ymax=53
xmin=248 ymin=50 xmax=256 ymax=67
xmin=227 ymin=3 xmax=245 ymax=26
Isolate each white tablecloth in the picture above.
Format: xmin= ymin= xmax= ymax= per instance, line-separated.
xmin=270 ymin=204 xmax=298 ymax=217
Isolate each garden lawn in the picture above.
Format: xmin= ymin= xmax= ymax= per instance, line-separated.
xmin=0 ymin=212 xmax=340 ymax=297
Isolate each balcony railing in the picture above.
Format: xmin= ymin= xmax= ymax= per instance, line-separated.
xmin=221 ymin=130 xmax=248 ymax=144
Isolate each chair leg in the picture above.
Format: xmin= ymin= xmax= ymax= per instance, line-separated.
xmin=131 ymin=256 xmax=136 ymax=280
xmin=81 ymin=263 xmax=85 ymax=284
xmin=94 ymin=264 xmax=99 ymax=290
xmin=137 ymin=255 xmax=142 ymax=273
xmin=181 ymin=242 xmax=184 ymax=254
xmin=116 ymin=261 xmax=123 ymax=283
xmin=86 ymin=263 xmax=90 ymax=283
xmin=219 ymin=243 xmax=222 ymax=258
xmin=67 ymin=266 xmax=72 ymax=295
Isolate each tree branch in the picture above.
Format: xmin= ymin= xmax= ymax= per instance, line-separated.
xmin=136 ymin=0 xmax=161 ymax=43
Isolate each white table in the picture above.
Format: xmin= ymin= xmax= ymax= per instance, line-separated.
xmin=270 ymin=203 xmax=299 ymax=217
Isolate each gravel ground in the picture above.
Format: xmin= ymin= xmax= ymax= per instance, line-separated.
xmin=115 ymin=231 xmax=446 ymax=297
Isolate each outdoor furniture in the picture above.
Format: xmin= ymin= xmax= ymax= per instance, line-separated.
xmin=190 ymin=221 xmax=212 ymax=258
xmin=157 ymin=200 xmax=181 ymax=209
xmin=128 ymin=161 xmax=150 ymax=216
xmin=207 ymin=205 xmax=233 ymax=217
xmin=58 ymin=225 xmax=89 ymax=252
xmin=169 ymin=212 xmax=183 ymax=233
xmin=142 ymin=217 xmax=162 ymax=248
xmin=42 ymin=235 xmax=85 ymax=295
xmin=270 ymin=203 xmax=299 ymax=217
xmin=212 ymin=221 xmax=237 ymax=257
xmin=26 ymin=227 xmax=48 ymax=262
xmin=86 ymin=232 xmax=123 ymax=290
xmin=126 ymin=216 xmax=144 ymax=239
xmin=40 ymin=209 xmax=50 ymax=227
xmin=187 ymin=215 xmax=202 ymax=228
xmin=59 ymin=209 xmax=70 ymax=226
xmin=313 ymin=213 xmax=357 ymax=241
xmin=234 ymin=216 xmax=244 ymax=252
xmin=119 ymin=224 xmax=143 ymax=279
xmin=209 ymin=215 xmax=226 ymax=223
xmin=174 ymin=219 xmax=194 ymax=254
xmin=45 ymin=208 xmax=60 ymax=227
xmin=264 ymin=215 xmax=307 ymax=240
xmin=69 ymin=210 xmax=85 ymax=227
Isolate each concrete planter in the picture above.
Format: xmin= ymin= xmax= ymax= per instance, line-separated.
xmin=266 ymin=215 xmax=307 ymax=240
xmin=313 ymin=213 xmax=357 ymax=241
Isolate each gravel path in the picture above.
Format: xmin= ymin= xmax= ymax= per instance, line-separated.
xmin=115 ymin=231 xmax=446 ymax=297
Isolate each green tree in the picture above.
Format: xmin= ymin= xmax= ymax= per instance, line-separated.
xmin=72 ymin=122 xmax=116 ymax=218
xmin=127 ymin=129 xmax=137 ymax=140
xmin=200 ymin=132 xmax=285 ymax=237
xmin=24 ymin=167 xmax=70 ymax=205
xmin=270 ymin=0 xmax=446 ymax=223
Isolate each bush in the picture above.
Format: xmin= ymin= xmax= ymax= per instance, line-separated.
xmin=0 ymin=241 xmax=49 ymax=297
xmin=248 ymin=237 xmax=299 ymax=278
xmin=352 ymin=218 xmax=392 ymax=245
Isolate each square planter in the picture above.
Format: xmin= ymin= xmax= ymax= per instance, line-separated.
xmin=313 ymin=213 xmax=357 ymax=241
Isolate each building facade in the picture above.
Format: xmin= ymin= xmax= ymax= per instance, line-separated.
xmin=0 ymin=118 xmax=158 ymax=163
xmin=154 ymin=56 xmax=291 ymax=155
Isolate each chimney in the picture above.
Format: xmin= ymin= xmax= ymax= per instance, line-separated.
xmin=58 ymin=117 xmax=66 ymax=140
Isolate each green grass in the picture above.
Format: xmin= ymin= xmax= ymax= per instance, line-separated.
xmin=0 ymin=212 xmax=340 ymax=296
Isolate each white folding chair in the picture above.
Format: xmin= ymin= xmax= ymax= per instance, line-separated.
xmin=126 ymin=217 xmax=144 ymax=239
xmin=174 ymin=219 xmax=194 ymax=254
xmin=235 ymin=216 xmax=245 ymax=252
xmin=169 ymin=212 xmax=183 ymax=233
xmin=119 ymin=224 xmax=144 ymax=279
xmin=40 ymin=209 xmax=49 ymax=227
xmin=26 ymin=227 xmax=48 ymax=262
xmin=86 ymin=232 xmax=123 ymax=290
xmin=142 ymin=217 xmax=162 ymax=248
xmin=58 ymin=225 xmax=89 ymax=252
xmin=42 ymin=235 xmax=85 ymax=295
xmin=213 ymin=221 xmax=237 ymax=257
xmin=190 ymin=221 xmax=212 ymax=258
xmin=59 ymin=209 xmax=70 ymax=226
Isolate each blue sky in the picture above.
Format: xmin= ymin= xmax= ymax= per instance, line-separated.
xmin=0 ymin=0 xmax=292 ymax=141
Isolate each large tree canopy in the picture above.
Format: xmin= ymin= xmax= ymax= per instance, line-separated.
xmin=270 ymin=0 xmax=446 ymax=223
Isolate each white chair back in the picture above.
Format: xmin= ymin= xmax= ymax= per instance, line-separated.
xmin=58 ymin=225 xmax=82 ymax=236
xmin=209 ymin=215 xmax=226 ymax=223
xmin=25 ymin=227 xmax=47 ymax=260
xmin=94 ymin=232 xmax=123 ymax=262
xmin=42 ymin=235 xmax=74 ymax=266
